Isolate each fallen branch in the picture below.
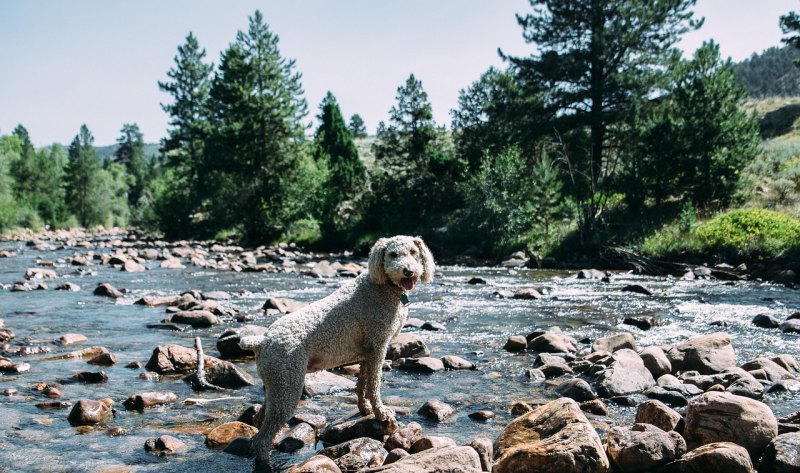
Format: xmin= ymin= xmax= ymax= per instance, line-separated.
xmin=184 ymin=396 xmax=246 ymax=406
xmin=188 ymin=337 xmax=224 ymax=391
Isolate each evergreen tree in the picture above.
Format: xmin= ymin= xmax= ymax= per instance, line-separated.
xmin=781 ymin=9 xmax=800 ymax=55
xmin=157 ymin=32 xmax=213 ymax=237
xmin=0 ymin=135 xmax=21 ymax=230
xmin=734 ymin=46 xmax=800 ymax=97
xmin=114 ymin=123 xmax=148 ymax=207
xmin=65 ymin=125 xmax=104 ymax=227
xmin=313 ymin=92 xmax=365 ymax=240
xmin=506 ymin=0 xmax=701 ymax=236
xmin=205 ymin=10 xmax=308 ymax=242
xmin=348 ymin=114 xmax=368 ymax=138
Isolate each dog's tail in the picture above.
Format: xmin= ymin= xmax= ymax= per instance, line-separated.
xmin=239 ymin=335 xmax=265 ymax=355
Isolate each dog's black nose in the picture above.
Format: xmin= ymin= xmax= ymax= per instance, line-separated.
xmin=403 ymin=268 xmax=414 ymax=277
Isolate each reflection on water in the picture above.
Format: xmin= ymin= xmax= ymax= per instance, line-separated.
xmin=1 ymin=241 xmax=799 ymax=471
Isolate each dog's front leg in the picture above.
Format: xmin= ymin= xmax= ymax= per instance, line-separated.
xmin=360 ymin=352 xmax=397 ymax=433
xmin=356 ymin=368 xmax=372 ymax=416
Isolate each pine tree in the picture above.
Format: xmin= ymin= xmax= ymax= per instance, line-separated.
xmin=348 ymin=114 xmax=368 ymax=138
xmin=65 ymin=125 xmax=104 ymax=227
xmin=114 ymin=123 xmax=148 ymax=207
xmin=205 ymin=10 xmax=308 ymax=242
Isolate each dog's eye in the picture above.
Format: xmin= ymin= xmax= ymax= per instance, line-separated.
xmin=389 ymin=251 xmax=398 ymax=258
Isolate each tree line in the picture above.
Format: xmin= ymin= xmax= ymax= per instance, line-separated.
xmin=0 ymin=2 xmax=774 ymax=258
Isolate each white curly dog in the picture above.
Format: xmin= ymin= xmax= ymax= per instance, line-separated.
xmin=241 ymin=235 xmax=435 ymax=470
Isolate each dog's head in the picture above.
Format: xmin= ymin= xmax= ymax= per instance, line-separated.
xmin=368 ymin=235 xmax=434 ymax=290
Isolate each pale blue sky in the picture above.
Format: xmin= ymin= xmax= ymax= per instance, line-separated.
xmin=0 ymin=0 xmax=796 ymax=147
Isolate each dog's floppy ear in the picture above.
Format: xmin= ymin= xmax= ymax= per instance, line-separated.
xmin=368 ymin=237 xmax=388 ymax=285
xmin=414 ymin=237 xmax=435 ymax=283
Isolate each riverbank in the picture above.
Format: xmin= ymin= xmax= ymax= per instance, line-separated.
xmin=1 ymin=228 xmax=800 ymax=471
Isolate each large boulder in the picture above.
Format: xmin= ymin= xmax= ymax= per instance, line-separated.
xmin=640 ymin=346 xmax=672 ymax=378
xmin=606 ymin=425 xmax=686 ymax=473
xmin=493 ymin=397 xmax=609 ymax=473
xmin=386 ymin=334 xmax=430 ymax=361
xmin=684 ymin=392 xmax=777 ymax=460
xmin=320 ymin=413 xmax=396 ymax=446
xmin=592 ymin=333 xmax=636 ymax=353
xmin=667 ymin=332 xmax=736 ymax=375
xmin=660 ymin=442 xmax=755 ymax=473
xmin=320 ymin=437 xmax=387 ymax=471
xmin=286 ymin=455 xmax=342 ymax=473
xmin=527 ymin=333 xmax=578 ymax=354
xmin=758 ymin=432 xmax=800 ymax=473
xmin=362 ymin=446 xmax=482 ymax=473
xmin=635 ymin=400 xmax=683 ymax=433
xmin=596 ymin=348 xmax=655 ymax=397
xmin=144 ymin=344 xmax=253 ymax=388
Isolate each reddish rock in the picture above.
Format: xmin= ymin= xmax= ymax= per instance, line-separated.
xmin=205 ymin=421 xmax=258 ymax=449
xmin=144 ymin=435 xmax=186 ymax=456
xmin=68 ymin=399 xmax=113 ymax=426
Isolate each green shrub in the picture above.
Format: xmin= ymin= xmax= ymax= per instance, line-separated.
xmin=695 ymin=208 xmax=800 ymax=257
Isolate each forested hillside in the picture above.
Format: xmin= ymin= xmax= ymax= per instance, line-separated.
xmin=735 ymin=46 xmax=800 ymax=97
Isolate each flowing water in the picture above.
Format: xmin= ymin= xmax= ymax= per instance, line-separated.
xmin=1 ymin=239 xmax=799 ymax=472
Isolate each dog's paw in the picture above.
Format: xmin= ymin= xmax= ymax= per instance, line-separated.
xmin=374 ymin=407 xmax=398 ymax=433
xmin=358 ymin=402 xmax=373 ymax=416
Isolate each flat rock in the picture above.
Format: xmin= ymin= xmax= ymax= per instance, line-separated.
xmin=57 ymin=333 xmax=88 ymax=346
xmin=303 ymin=370 xmax=356 ymax=397
xmin=361 ymin=446 xmax=482 ymax=473
xmin=592 ymin=332 xmax=636 ymax=353
xmin=386 ymin=333 xmax=430 ymax=360
xmin=527 ymin=333 xmax=578 ymax=354
xmin=122 ymin=392 xmax=178 ymax=410
xmin=418 ymin=399 xmax=455 ymax=422
xmin=409 ymin=436 xmax=457 ymax=453
xmin=144 ymin=435 xmax=187 ymax=456
xmin=319 ymin=437 xmax=387 ymax=471
xmin=621 ymin=284 xmax=653 ymax=296
xmin=205 ymin=421 xmax=257 ymax=449
xmin=396 ymin=357 xmax=444 ymax=373
xmin=167 ymin=310 xmax=221 ymax=328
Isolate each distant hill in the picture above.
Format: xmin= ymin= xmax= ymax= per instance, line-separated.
xmin=57 ymin=142 xmax=161 ymax=163
xmin=735 ymin=46 xmax=800 ymax=98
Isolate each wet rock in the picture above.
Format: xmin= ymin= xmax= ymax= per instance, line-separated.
xmin=122 ymin=260 xmax=146 ymax=272
xmin=660 ymin=442 xmax=755 ymax=473
xmin=420 ymin=321 xmax=446 ymax=331
xmin=134 ymin=295 xmax=181 ymax=307
xmin=320 ymin=437 xmax=387 ymax=471
xmin=362 ymin=446 xmax=482 ymax=473
xmin=87 ymin=351 xmax=117 ymax=366
xmin=277 ymin=422 xmax=317 ymax=452
xmin=684 ymin=391 xmax=777 ymax=460
xmin=592 ymin=332 xmax=636 ymax=353
xmin=758 ymin=432 xmax=800 ymax=473
xmin=640 ymin=346 xmax=672 ymax=378
xmin=42 ymin=384 xmax=62 ymax=398
xmin=767 ymin=379 xmax=800 ymax=393
xmin=772 ymin=354 xmax=800 ymax=375
xmin=668 ymin=332 xmax=736 ymax=375
xmin=418 ymin=399 xmax=455 ymax=422
xmin=527 ymin=333 xmax=578 ymax=354
xmin=160 ymin=258 xmax=185 ymax=269
xmin=55 ymin=282 xmax=81 ymax=292
xmin=513 ymin=287 xmax=541 ymax=300
xmin=205 ymin=421 xmax=258 ymax=449
xmin=621 ymin=284 xmax=653 ymax=296
xmin=122 ymin=392 xmax=178 ymax=410
xmin=577 ymin=269 xmax=607 ymax=279
xmin=144 ymin=435 xmax=187 ymax=456
xmin=303 ymin=370 xmax=356 ymax=397
xmin=217 ymin=325 xmax=269 ymax=358
xmin=468 ymin=410 xmax=495 ymax=421
xmin=606 ymin=425 xmax=686 ymax=473
xmin=396 ymin=357 xmax=445 ymax=373
xmin=467 ymin=277 xmax=486 ymax=285
xmin=554 ymin=378 xmax=597 ymax=402
xmin=2 ymin=387 xmax=17 ymax=396
xmin=493 ymin=397 xmax=609 ymax=473
xmin=57 ymin=333 xmax=88 ymax=346
xmin=146 ymin=322 xmax=188 ymax=332
xmin=727 ymin=376 xmax=765 ymax=400
xmin=237 ymin=403 xmax=262 ymax=427
xmin=320 ymin=413 xmax=397 ymax=446
xmin=290 ymin=413 xmax=327 ymax=432
xmin=441 ymin=355 xmax=474 ymax=370
xmin=167 ymin=310 xmax=221 ymax=328
xmin=384 ymin=421 xmax=422 ymax=451
xmin=384 ymin=448 xmax=410 ymax=465
xmin=526 ymin=368 xmax=546 ymax=382
xmin=145 ymin=344 xmax=253 ymax=388
xmin=36 ymin=401 xmax=72 ymax=409
xmin=0 ymin=359 xmax=30 ymax=373
xmin=263 ymin=297 xmax=307 ymax=314
xmin=596 ymin=348 xmax=655 ymax=398
xmin=0 ymin=328 xmax=15 ymax=343
xmin=94 ymin=283 xmax=123 ymax=299
xmin=286 ymin=455 xmax=342 ymax=473
xmin=404 ymin=318 xmax=425 ymax=329
xmin=503 ymin=335 xmax=527 ymax=352
xmin=643 ymin=386 xmax=689 ymax=407
xmin=386 ymin=333 xmax=430 ymax=360
xmin=779 ymin=319 xmax=800 ymax=334
xmin=307 ymin=261 xmax=338 ymax=279
xmin=623 ymin=315 xmax=658 ymax=330
xmin=25 ymin=267 xmax=57 ymax=280
xmin=752 ymin=314 xmax=781 ymax=329
xmin=410 ymin=436 xmax=457 ymax=453
xmin=580 ymin=399 xmax=609 ymax=416
xmin=74 ymin=371 xmax=108 ymax=383
xmin=68 ymin=399 xmax=113 ymax=426
xmin=106 ymin=426 xmax=126 ymax=437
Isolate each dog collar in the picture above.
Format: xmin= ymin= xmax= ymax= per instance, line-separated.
xmin=400 ymin=293 xmax=410 ymax=306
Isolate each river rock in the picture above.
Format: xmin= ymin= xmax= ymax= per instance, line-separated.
xmin=94 ymin=283 xmax=123 ymax=298
xmin=145 ymin=344 xmax=254 ymax=388
xmin=606 ymin=425 xmax=686 ymax=473
xmin=320 ymin=413 xmax=396 ymax=446
xmin=577 ymin=269 xmax=607 ymax=279
xmin=167 ymin=310 xmax=221 ymax=328
xmin=684 ymin=391 xmax=777 ymax=459
xmin=277 ymin=422 xmax=317 ymax=452
xmin=386 ymin=334 xmax=430 ymax=361
xmin=206 ymin=421 xmax=258 ymax=448
xmin=122 ymin=392 xmax=178 ymax=410
xmin=621 ymin=284 xmax=653 ymax=296
xmin=494 ymin=397 xmax=609 ymax=473
xmin=217 ymin=325 xmax=268 ymax=358
xmin=752 ymin=314 xmax=781 ymax=329
xmin=160 ymin=258 xmax=185 ymax=269
xmin=660 ymin=442 xmax=755 ymax=473
xmin=504 ymin=335 xmax=527 ymax=352
xmin=441 ymin=355 xmax=474 ymax=370
xmin=55 ymin=282 xmax=80 ymax=292
xmin=643 ymin=386 xmax=689 ymax=407
xmin=727 ymin=376 xmax=765 ymax=400
xmin=303 ymin=370 xmax=356 ymax=397
xmin=320 ymin=437 xmax=387 ymax=471
xmin=307 ymin=261 xmax=338 ymax=279
xmin=87 ymin=351 xmax=117 ymax=366
xmin=772 ymin=354 xmax=800 ymax=375
xmin=74 ymin=371 xmax=108 ymax=383
xmin=668 ymin=332 xmax=737 ymax=374
xmin=741 ymin=357 xmax=796 ymax=383
xmin=623 ymin=315 xmax=659 ymax=330
xmin=513 ymin=287 xmax=542 ymax=300
xmin=68 ymin=399 xmax=112 ymax=426
xmin=758 ymin=432 xmax=800 ymax=473
xmin=362 ymin=446 xmax=482 ymax=473
xmin=640 ymin=346 xmax=672 ymax=378
xmin=596 ymin=348 xmax=655 ymax=397
xmin=122 ymin=260 xmax=146 ymax=272
xmin=25 ymin=267 xmax=57 ymax=280
xmin=134 ymin=295 xmax=181 ymax=307
xmin=396 ymin=357 xmax=444 ymax=373
xmin=467 ymin=437 xmax=493 ymax=472
xmin=237 ymin=404 xmax=262 ymax=427
xmin=144 ymin=435 xmax=187 ymax=456
xmin=779 ymin=319 xmax=800 ymax=334
xmin=0 ymin=359 xmax=29 ymax=374
xmin=57 ymin=333 xmax=88 ymax=346
xmin=418 ymin=399 xmax=454 ymax=422
xmin=554 ymin=378 xmax=597 ymax=402
xmin=384 ymin=421 xmax=422 ymax=451
xmin=592 ymin=332 xmax=636 ymax=353
xmin=636 ymin=399 xmax=684 ymax=432
xmin=527 ymin=333 xmax=578 ymax=354
xmin=263 ymin=297 xmax=307 ymax=313
xmin=286 ymin=455 xmax=342 ymax=473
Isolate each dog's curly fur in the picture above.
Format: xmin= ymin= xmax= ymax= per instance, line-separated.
xmin=241 ymin=235 xmax=435 ymax=470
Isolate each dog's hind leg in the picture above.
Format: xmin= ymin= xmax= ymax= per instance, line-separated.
xmin=251 ymin=361 xmax=306 ymax=471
